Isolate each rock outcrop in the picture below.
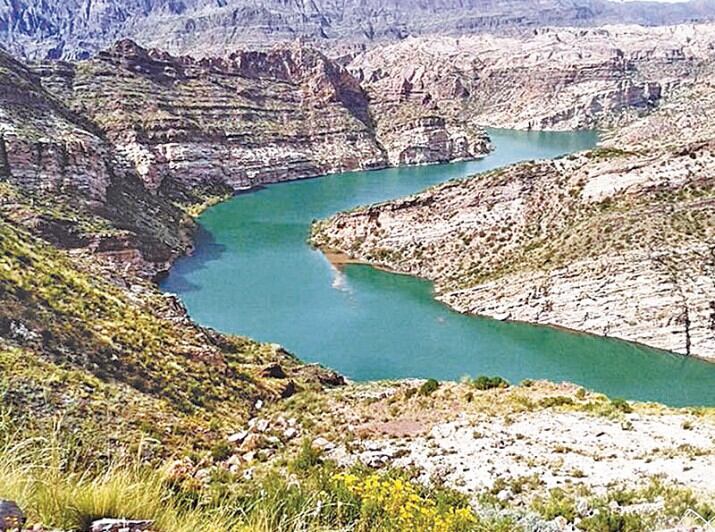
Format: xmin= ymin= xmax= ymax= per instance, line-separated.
xmin=0 ymin=50 xmax=112 ymax=202
xmin=4 ymin=0 xmax=715 ymax=60
xmin=311 ymin=66 xmax=715 ymax=360
xmin=32 ymin=40 xmax=389 ymax=192
xmin=27 ymin=40 xmax=491 ymax=193
xmin=349 ymin=24 xmax=715 ymax=132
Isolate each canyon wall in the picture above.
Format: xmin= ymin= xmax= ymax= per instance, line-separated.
xmin=312 ymin=67 xmax=715 ymax=360
xmin=349 ymin=24 xmax=715 ymax=132
xmin=0 ymin=50 xmax=112 ymax=202
xmin=4 ymin=0 xmax=715 ymax=60
xmin=28 ymin=39 xmax=491 ymax=194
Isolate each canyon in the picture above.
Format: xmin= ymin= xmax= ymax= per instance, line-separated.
xmin=1 ymin=19 xmax=715 ymax=531
xmin=3 ymin=0 xmax=715 ymax=61
xmin=311 ymin=63 xmax=715 ymax=360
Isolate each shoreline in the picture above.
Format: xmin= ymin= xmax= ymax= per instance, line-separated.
xmin=318 ymin=244 xmax=715 ymax=367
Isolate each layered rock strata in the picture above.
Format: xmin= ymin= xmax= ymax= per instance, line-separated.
xmin=349 ymin=24 xmax=715 ymax=131
xmin=4 ymin=0 xmax=715 ymax=61
xmin=28 ymin=40 xmax=491 ymax=193
xmin=312 ymin=69 xmax=715 ymax=360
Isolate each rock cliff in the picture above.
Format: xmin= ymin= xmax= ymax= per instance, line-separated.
xmin=348 ymin=24 xmax=715 ymax=132
xmin=4 ymin=0 xmax=715 ymax=60
xmin=26 ymin=40 xmax=490 ymax=193
xmin=0 ymin=50 xmax=112 ymax=202
xmin=311 ymin=67 xmax=715 ymax=360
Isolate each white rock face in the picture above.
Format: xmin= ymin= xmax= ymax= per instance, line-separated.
xmin=349 ymin=24 xmax=715 ymax=131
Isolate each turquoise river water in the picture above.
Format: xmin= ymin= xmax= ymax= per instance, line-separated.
xmin=161 ymin=128 xmax=715 ymax=406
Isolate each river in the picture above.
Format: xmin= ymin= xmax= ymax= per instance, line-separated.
xmin=161 ymin=128 xmax=715 ymax=406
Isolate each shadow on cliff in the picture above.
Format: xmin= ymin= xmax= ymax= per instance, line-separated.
xmin=160 ymin=225 xmax=227 ymax=293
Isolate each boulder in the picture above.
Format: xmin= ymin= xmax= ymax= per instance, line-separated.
xmin=261 ymin=363 xmax=287 ymax=379
xmin=280 ymin=380 xmax=296 ymax=399
xmin=0 ymin=500 xmax=25 ymax=531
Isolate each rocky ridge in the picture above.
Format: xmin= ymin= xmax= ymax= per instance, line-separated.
xmin=348 ymin=24 xmax=715 ymax=132
xmin=3 ymin=0 xmax=715 ymax=61
xmin=25 ymin=39 xmax=490 ymax=193
xmin=311 ymin=66 xmax=715 ymax=360
xmin=221 ymin=378 xmax=715 ymax=531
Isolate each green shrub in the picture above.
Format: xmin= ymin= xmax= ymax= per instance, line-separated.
xmin=610 ymin=398 xmax=633 ymax=414
xmin=290 ymin=439 xmax=323 ymax=472
xmin=579 ymin=508 xmax=646 ymax=532
xmin=210 ymin=440 xmax=233 ymax=462
xmin=419 ymin=379 xmax=440 ymax=396
xmin=539 ymin=396 xmax=575 ymax=408
xmin=471 ymin=376 xmax=510 ymax=391
xmin=532 ymin=488 xmax=576 ymax=522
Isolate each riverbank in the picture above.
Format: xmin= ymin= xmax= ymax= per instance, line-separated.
xmin=311 ymin=70 xmax=715 ymax=363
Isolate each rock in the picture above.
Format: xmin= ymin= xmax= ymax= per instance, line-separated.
xmin=311 ymin=69 xmax=715 ymax=360
xmin=551 ymin=515 xmax=569 ymax=530
xmin=0 ymin=500 xmax=25 ymax=531
xmin=261 ymin=363 xmax=287 ymax=379
xmin=254 ymin=399 xmax=264 ymax=411
xmin=283 ymin=427 xmax=299 ymax=440
xmin=227 ymin=430 xmax=248 ymax=444
xmin=280 ymin=380 xmax=297 ymax=399
xmin=312 ymin=437 xmax=334 ymax=451
xmin=317 ymin=371 xmax=347 ymax=387
xmin=194 ymin=468 xmax=212 ymax=483
xmin=576 ymin=498 xmax=591 ymax=517
xmin=265 ymin=435 xmax=281 ymax=446
xmin=242 ymin=451 xmax=256 ymax=462
xmin=6 ymin=1 xmax=715 ymax=62
xmin=89 ymin=518 xmax=154 ymax=532
xmin=241 ymin=433 xmax=263 ymax=451
xmin=496 ymin=489 xmax=513 ymax=502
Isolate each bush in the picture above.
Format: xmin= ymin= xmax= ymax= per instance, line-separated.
xmin=210 ymin=440 xmax=233 ymax=461
xmin=471 ymin=376 xmax=510 ymax=391
xmin=610 ymin=398 xmax=633 ymax=414
xmin=539 ymin=396 xmax=575 ymax=408
xmin=290 ymin=439 xmax=323 ymax=472
xmin=419 ymin=379 xmax=440 ymax=396
xmin=532 ymin=488 xmax=576 ymax=522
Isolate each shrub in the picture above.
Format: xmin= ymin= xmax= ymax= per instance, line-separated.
xmin=610 ymin=398 xmax=633 ymax=414
xmin=471 ymin=376 xmax=510 ymax=391
xmin=210 ymin=440 xmax=233 ymax=462
xmin=539 ymin=396 xmax=575 ymax=408
xmin=290 ymin=439 xmax=323 ymax=472
xmin=419 ymin=379 xmax=440 ymax=396
xmin=532 ymin=488 xmax=576 ymax=522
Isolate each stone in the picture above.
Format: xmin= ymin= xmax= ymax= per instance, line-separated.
xmin=283 ymin=427 xmax=299 ymax=440
xmin=496 ymin=489 xmax=513 ymax=502
xmin=0 ymin=500 xmax=25 ymax=531
xmin=261 ymin=363 xmax=287 ymax=379
xmin=241 ymin=433 xmax=263 ymax=451
xmin=280 ymin=380 xmax=297 ymax=399
xmin=312 ymin=437 xmax=334 ymax=451
xmin=551 ymin=515 xmax=568 ymax=530
xmin=89 ymin=518 xmax=154 ymax=532
xmin=227 ymin=430 xmax=248 ymax=444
